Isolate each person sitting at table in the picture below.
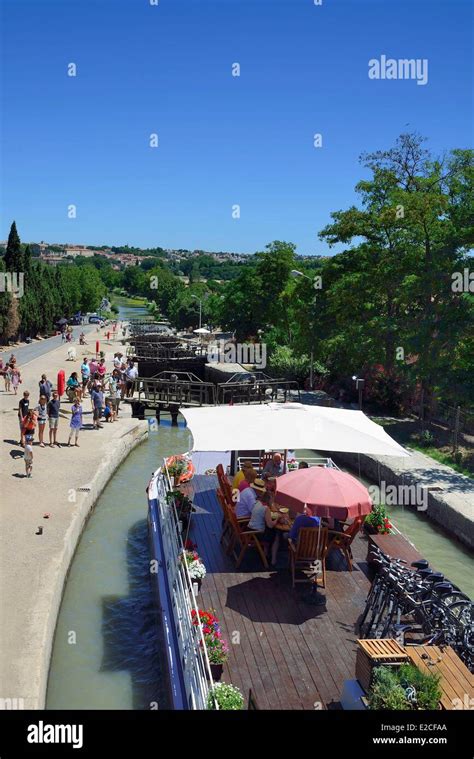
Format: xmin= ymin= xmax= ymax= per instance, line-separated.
xmin=286 ymin=504 xmax=321 ymax=544
xmin=232 ymin=460 xmax=253 ymax=489
xmin=238 ymin=467 xmax=258 ymax=492
xmin=248 ymin=489 xmax=280 ymax=565
xmin=298 ymin=461 xmax=309 ymax=469
xmin=235 ymin=477 xmax=265 ymax=519
xmin=262 ymin=452 xmax=284 ymax=479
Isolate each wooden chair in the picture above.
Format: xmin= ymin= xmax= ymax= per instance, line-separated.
xmin=216 ymin=488 xmax=233 ymax=548
xmin=216 ymin=463 xmax=233 ymax=504
xmin=327 ymin=517 xmax=364 ymax=572
xmin=288 ymin=526 xmax=328 ymax=588
xmin=226 ymin=503 xmax=269 ymax=570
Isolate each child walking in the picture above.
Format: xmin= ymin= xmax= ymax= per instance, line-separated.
xmin=68 ymin=399 xmax=83 ymax=446
xmin=24 ymin=440 xmax=33 ymax=478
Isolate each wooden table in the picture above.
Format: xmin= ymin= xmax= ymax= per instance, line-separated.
xmin=405 ymin=645 xmax=473 ymax=709
xmin=367 ymin=532 xmax=424 ymax=567
xmin=271 ymin=503 xmax=293 ymax=532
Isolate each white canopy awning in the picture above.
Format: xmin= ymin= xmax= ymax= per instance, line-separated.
xmin=181 ymin=402 xmax=409 ymax=457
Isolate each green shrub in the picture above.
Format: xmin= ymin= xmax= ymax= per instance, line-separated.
xmin=368 ymin=664 xmax=441 ymax=710
xmin=398 ymin=664 xmax=441 ymax=710
xmin=418 ymin=430 xmax=435 ymax=447
xmin=368 ymin=666 xmax=410 ymax=710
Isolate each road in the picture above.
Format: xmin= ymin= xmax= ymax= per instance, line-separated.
xmin=0 ymin=324 xmax=100 ymax=366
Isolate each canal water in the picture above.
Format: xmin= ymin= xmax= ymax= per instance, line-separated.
xmin=46 ymin=311 xmax=473 ymax=709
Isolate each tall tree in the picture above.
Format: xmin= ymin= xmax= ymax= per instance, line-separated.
xmin=4 ymin=221 xmax=24 ymax=272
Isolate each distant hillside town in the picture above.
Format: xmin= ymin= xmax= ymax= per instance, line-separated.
xmin=0 ymin=240 xmax=322 ymax=268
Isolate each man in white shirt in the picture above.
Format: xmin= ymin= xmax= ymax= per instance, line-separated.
xmin=125 ymin=362 xmax=138 ymax=398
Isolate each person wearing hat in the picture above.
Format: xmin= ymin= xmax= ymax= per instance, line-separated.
xmin=235 ymin=476 xmax=265 ymax=519
xmin=232 ymin=460 xmax=253 ymax=490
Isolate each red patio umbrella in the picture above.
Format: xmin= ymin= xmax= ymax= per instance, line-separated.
xmin=274 ymin=466 xmax=372 ymax=521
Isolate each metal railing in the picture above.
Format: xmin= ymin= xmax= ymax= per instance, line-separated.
xmin=217 ymin=379 xmax=300 ymax=405
xmin=135 ymin=377 xmax=217 ymax=406
xmin=236 ymin=454 xmax=339 ymax=472
xmin=149 ymin=463 xmax=216 ymax=710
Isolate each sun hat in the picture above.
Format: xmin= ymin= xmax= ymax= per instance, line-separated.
xmin=250 ymin=478 xmax=266 ymax=494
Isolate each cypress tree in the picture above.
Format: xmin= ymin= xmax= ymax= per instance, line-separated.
xmin=4 ymin=221 xmax=24 ymax=272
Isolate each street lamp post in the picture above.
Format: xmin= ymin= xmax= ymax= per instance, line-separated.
xmin=352 ymin=376 xmax=365 ymax=410
xmin=191 ymin=295 xmax=202 ymax=330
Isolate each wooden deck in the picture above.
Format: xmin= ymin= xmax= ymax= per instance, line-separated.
xmin=184 ymin=475 xmax=373 ymax=710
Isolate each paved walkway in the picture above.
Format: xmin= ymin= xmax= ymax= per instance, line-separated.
xmin=0 ymin=331 xmax=147 ymax=708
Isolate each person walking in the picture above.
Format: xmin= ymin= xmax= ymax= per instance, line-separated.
xmin=24 ymin=441 xmax=33 ymax=478
xmin=47 ymin=391 xmax=61 ymax=447
xmin=4 ymin=364 xmax=12 ymax=393
xmin=91 ymin=385 xmax=104 ymax=429
xmin=11 ymin=367 xmax=21 ymax=395
xmin=68 ymin=399 xmax=83 ymax=446
xmin=18 ymin=390 xmax=30 ymax=446
xmin=35 ymin=395 xmax=48 ymax=447
xmin=39 ymin=374 xmax=53 ymax=402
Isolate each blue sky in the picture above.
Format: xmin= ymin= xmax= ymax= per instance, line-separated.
xmin=1 ymin=0 xmax=472 ymax=255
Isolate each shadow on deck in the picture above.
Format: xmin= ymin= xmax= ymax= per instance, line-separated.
xmin=184 ymin=475 xmax=372 ymax=710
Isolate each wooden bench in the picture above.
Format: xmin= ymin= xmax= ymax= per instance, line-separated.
xmin=405 ymin=645 xmax=473 ymax=710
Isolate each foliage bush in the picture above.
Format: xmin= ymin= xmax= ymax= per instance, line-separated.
xmin=266 ymin=345 xmax=328 ymax=386
xmin=368 ymin=664 xmax=441 ymax=710
xmin=207 ymin=682 xmax=244 ymax=710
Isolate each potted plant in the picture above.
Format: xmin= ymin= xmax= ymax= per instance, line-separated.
xmin=166 ymin=489 xmax=193 ymax=532
xmin=191 ymin=609 xmax=229 ymax=682
xmin=364 ymin=504 xmax=392 ymax=535
xmin=368 ymin=664 xmax=441 ymax=710
xmin=180 ymin=548 xmax=207 ymax=592
xmin=287 ymin=458 xmax=298 ymax=471
xmin=167 ymin=458 xmax=188 ymax=487
xmin=206 ymin=636 xmax=229 ymax=681
xmin=207 ymin=682 xmax=244 ymax=710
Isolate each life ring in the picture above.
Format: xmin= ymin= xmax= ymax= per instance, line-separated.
xmin=166 ymin=455 xmax=195 ymax=483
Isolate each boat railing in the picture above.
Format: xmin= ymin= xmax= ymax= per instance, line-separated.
xmin=149 ymin=463 xmax=216 ymax=710
xmin=236 ymin=455 xmax=340 ymax=472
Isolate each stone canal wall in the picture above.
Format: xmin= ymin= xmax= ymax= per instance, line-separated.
xmin=332 ymin=450 xmax=474 ymax=551
xmin=0 ymin=337 xmax=148 ymax=710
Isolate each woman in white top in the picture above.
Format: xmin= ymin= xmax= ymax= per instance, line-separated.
xmin=248 ymin=490 xmax=280 ymax=566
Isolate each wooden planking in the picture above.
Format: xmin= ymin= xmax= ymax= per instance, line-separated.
xmin=405 ymin=646 xmax=473 ymax=710
xmin=186 ymin=474 xmax=372 ymax=709
xmin=368 ymin=532 xmax=424 ymax=566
